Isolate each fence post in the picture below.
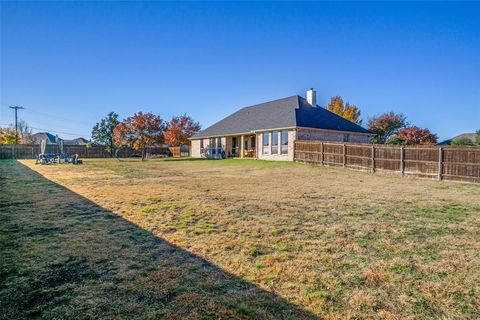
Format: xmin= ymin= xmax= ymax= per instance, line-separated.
xmin=371 ymin=145 xmax=375 ymax=173
xmin=438 ymin=147 xmax=443 ymax=181
xmin=343 ymin=143 xmax=346 ymax=167
xmin=400 ymin=146 xmax=405 ymax=175
xmin=320 ymin=142 xmax=324 ymax=165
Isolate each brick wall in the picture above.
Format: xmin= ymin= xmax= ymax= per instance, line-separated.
xmin=257 ymin=129 xmax=296 ymax=161
xmin=297 ymin=128 xmax=371 ymax=144
xmin=191 ymin=140 xmax=201 ymax=157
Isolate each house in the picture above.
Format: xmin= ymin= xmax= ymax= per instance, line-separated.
xmin=31 ymin=132 xmax=58 ymax=144
xmin=32 ymin=132 xmax=88 ymax=146
xmin=438 ymin=133 xmax=477 ymax=145
xmin=190 ymin=89 xmax=372 ymax=161
xmin=63 ymin=137 xmax=89 ymax=146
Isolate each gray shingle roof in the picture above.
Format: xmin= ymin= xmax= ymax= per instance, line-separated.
xmin=438 ymin=133 xmax=477 ymax=145
xmin=31 ymin=132 xmax=88 ymax=145
xmin=63 ymin=137 xmax=89 ymax=145
xmin=32 ymin=132 xmax=58 ymax=144
xmin=191 ymin=95 xmax=370 ymax=139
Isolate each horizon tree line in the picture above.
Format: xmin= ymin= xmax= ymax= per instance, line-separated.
xmin=1 ymin=102 xmax=478 ymax=148
xmin=325 ymin=96 xmax=461 ymax=145
xmin=91 ymin=111 xmax=201 ymax=161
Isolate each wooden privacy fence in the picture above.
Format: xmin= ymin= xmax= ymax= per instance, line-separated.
xmin=0 ymin=144 xmax=187 ymax=159
xmin=294 ymin=140 xmax=480 ymax=183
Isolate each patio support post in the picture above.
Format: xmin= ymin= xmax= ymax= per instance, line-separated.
xmin=255 ymin=134 xmax=259 ymax=159
xmin=240 ymin=135 xmax=245 ymax=158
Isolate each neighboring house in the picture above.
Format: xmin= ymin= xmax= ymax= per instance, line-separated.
xmin=31 ymin=132 xmax=58 ymax=144
xmin=63 ymin=137 xmax=89 ymax=146
xmin=31 ymin=132 xmax=88 ymax=146
xmin=438 ymin=133 xmax=477 ymax=145
xmin=190 ymin=88 xmax=372 ymax=161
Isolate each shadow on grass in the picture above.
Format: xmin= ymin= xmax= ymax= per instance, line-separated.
xmin=0 ymin=160 xmax=317 ymax=319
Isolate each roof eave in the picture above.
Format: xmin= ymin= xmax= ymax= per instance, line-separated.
xmin=189 ymin=126 xmax=298 ymax=140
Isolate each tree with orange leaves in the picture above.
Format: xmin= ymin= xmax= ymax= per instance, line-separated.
xmin=164 ymin=114 xmax=201 ymax=146
xmin=113 ymin=112 xmax=165 ymax=160
xmin=326 ymin=96 xmax=362 ymax=124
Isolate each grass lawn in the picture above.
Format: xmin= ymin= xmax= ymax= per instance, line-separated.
xmin=1 ymin=158 xmax=479 ymax=319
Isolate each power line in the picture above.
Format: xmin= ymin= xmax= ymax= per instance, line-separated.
xmin=2 ymin=103 xmax=91 ymax=137
xmin=28 ymin=126 xmax=90 ymax=137
xmin=25 ymin=108 xmax=93 ymax=126
xmin=1 ymin=120 xmax=90 ymax=137
xmin=1 ymin=102 xmax=93 ymax=126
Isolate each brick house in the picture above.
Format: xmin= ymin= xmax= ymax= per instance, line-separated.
xmin=190 ymin=89 xmax=372 ymax=161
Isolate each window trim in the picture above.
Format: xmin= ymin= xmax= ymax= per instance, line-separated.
xmin=262 ymin=132 xmax=270 ymax=155
xmin=281 ymin=130 xmax=289 ymax=155
xmin=272 ymin=130 xmax=279 ymax=155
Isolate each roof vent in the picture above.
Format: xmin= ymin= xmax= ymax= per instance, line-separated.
xmin=306 ymin=88 xmax=316 ymax=107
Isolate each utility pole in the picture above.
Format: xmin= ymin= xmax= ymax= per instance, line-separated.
xmin=9 ymin=105 xmax=24 ymax=144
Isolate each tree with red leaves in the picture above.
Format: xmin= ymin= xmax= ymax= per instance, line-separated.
xmin=164 ymin=114 xmax=201 ymax=146
xmin=113 ymin=112 xmax=165 ymax=160
xmin=367 ymin=112 xmax=407 ymax=144
xmin=390 ymin=126 xmax=438 ymax=145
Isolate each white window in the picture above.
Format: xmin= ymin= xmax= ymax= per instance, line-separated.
xmin=272 ymin=131 xmax=279 ymax=155
xmin=281 ymin=130 xmax=288 ymax=155
xmin=262 ymin=132 xmax=270 ymax=155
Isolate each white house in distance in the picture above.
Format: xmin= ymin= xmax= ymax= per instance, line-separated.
xmin=190 ymin=89 xmax=372 ymax=161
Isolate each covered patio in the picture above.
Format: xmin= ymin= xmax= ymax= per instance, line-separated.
xmin=226 ymin=134 xmax=256 ymax=158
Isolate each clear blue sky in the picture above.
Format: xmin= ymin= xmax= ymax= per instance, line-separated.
xmin=1 ymin=1 xmax=479 ymax=141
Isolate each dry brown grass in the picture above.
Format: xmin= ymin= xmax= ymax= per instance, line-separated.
xmin=1 ymin=158 xmax=480 ymax=319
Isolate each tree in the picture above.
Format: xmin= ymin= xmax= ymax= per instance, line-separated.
xmin=17 ymin=120 xmax=34 ymax=144
xmin=476 ymin=130 xmax=480 ymax=145
xmin=0 ymin=128 xmax=17 ymax=144
xmin=164 ymin=114 xmax=201 ymax=146
xmin=367 ymin=112 xmax=407 ymax=144
xmin=92 ymin=112 xmax=120 ymax=156
xmin=0 ymin=120 xmax=33 ymax=144
xmin=394 ymin=126 xmax=438 ymax=145
xmin=326 ymin=96 xmax=362 ymax=124
xmin=113 ymin=112 xmax=165 ymax=161
xmin=451 ymin=137 xmax=475 ymax=146
xmin=385 ymin=135 xmax=406 ymax=145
